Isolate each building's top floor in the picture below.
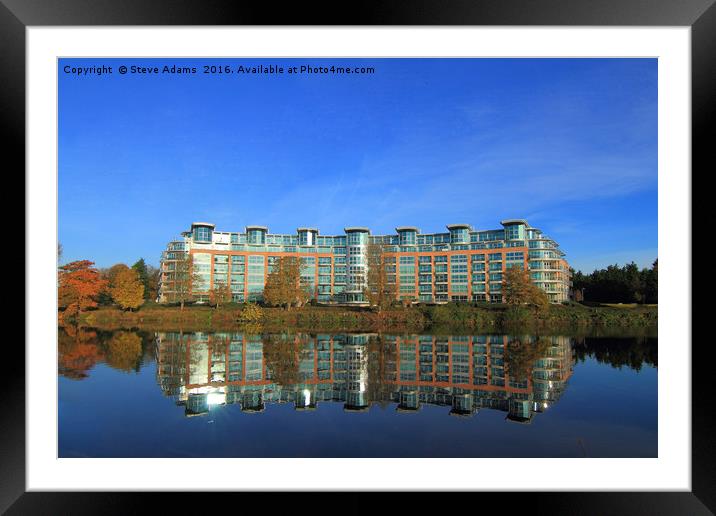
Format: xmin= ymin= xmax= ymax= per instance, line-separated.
xmin=174 ymin=219 xmax=564 ymax=254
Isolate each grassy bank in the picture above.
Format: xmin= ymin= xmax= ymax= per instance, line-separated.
xmin=74 ymin=302 xmax=657 ymax=333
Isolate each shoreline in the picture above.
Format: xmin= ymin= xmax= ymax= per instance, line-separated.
xmin=70 ymin=303 xmax=658 ymax=335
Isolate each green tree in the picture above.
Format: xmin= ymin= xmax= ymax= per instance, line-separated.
xmin=624 ymin=262 xmax=644 ymax=303
xmin=109 ymin=266 xmax=145 ymax=311
xmin=571 ymin=259 xmax=657 ymax=304
xmin=131 ymin=258 xmax=151 ymax=300
xmin=643 ymin=259 xmax=658 ymax=304
xmin=363 ymin=242 xmax=396 ymax=312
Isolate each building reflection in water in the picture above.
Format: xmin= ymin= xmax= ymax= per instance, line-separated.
xmin=155 ymin=333 xmax=573 ymax=423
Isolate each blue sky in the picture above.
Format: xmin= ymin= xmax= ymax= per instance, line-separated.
xmin=59 ymin=58 xmax=657 ymax=272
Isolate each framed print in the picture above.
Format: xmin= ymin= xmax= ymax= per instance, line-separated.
xmin=6 ymin=0 xmax=711 ymax=512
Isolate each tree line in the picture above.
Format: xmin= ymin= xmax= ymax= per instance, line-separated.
xmin=58 ymin=251 xmax=161 ymax=318
xmin=571 ymin=260 xmax=657 ymax=304
xmin=62 ymin=243 xmax=649 ymax=318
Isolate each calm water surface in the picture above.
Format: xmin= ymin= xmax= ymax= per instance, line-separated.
xmin=58 ymin=329 xmax=657 ymax=457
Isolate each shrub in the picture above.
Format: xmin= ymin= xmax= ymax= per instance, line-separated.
xmin=237 ymin=303 xmax=263 ymax=323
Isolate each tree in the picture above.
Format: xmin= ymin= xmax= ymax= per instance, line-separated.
xmin=263 ymin=334 xmax=310 ymax=386
xmin=363 ymin=243 xmax=396 ymax=312
xmin=502 ymin=265 xmax=550 ymax=312
xmin=571 ymin=259 xmax=658 ymax=304
xmin=104 ymin=332 xmax=143 ymax=372
xmin=57 ymin=242 xmax=63 ymax=264
xmin=169 ymin=252 xmax=202 ymax=310
xmin=264 ymin=256 xmax=309 ymax=309
xmin=146 ymin=264 xmax=161 ymax=301
xmin=131 ymin=258 xmax=151 ymax=300
xmin=208 ymin=282 xmax=232 ymax=309
xmin=109 ymin=266 xmax=145 ymax=311
xmin=643 ymin=259 xmax=658 ymax=304
xmin=624 ymin=262 xmax=644 ymax=303
xmin=504 ymin=337 xmax=550 ymax=382
xmin=237 ymin=302 xmax=263 ymax=323
xmin=58 ymin=326 xmax=102 ymax=380
xmin=366 ymin=334 xmax=396 ymax=408
xmin=58 ymin=260 xmax=108 ymax=318
xmin=97 ymin=263 xmax=128 ymax=306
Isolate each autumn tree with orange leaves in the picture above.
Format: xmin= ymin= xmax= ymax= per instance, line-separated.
xmin=58 ymin=260 xmax=107 ymax=319
xmin=58 ymin=326 xmax=103 ymax=380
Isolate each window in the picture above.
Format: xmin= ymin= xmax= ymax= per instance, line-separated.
xmin=193 ymin=226 xmax=212 ymax=242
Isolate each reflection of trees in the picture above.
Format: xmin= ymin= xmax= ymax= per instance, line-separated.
xmin=504 ymin=337 xmax=550 ymax=382
xmin=572 ymin=337 xmax=657 ymax=371
xmin=58 ymin=326 xmax=103 ymax=380
xmin=104 ymin=332 xmax=143 ymax=372
xmin=366 ymin=334 xmax=396 ymax=409
xmin=263 ymin=334 xmax=310 ymax=386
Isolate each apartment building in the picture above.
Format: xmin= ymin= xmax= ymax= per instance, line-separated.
xmin=158 ymin=219 xmax=571 ymax=305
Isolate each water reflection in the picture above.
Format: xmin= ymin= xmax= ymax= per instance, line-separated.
xmin=155 ymin=332 xmax=574 ymax=423
xmin=58 ymin=327 xmax=153 ymax=379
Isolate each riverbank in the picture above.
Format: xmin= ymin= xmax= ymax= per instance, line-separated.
xmin=72 ymin=302 xmax=657 ymax=334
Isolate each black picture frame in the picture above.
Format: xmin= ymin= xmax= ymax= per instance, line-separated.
xmin=6 ymin=0 xmax=708 ymax=513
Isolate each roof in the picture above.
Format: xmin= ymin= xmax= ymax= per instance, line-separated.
xmin=500 ymin=219 xmax=530 ymax=226
xmin=395 ymin=226 xmax=420 ymax=233
xmin=446 ymin=223 xmax=472 ymax=230
xmin=191 ymin=222 xmax=215 ymax=228
xmin=343 ymin=227 xmax=370 ymax=233
xmin=245 ymin=225 xmax=269 ymax=231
